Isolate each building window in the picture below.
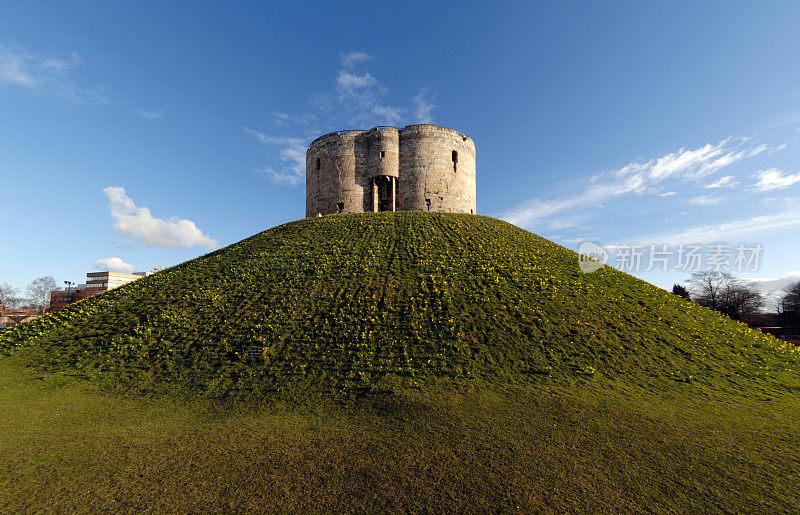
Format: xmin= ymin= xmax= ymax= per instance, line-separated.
xmin=337 ymin=202 xmax=344 ymax=213
xmin=380 ymin=151 xmax=385 ymax=159
xmin=451 ymin=150 xmax=458 ymax=172
xmin=316 ymin=158 xmax=321 ymax=170
xmin=425 ymin=198 xmax=431 ymax=211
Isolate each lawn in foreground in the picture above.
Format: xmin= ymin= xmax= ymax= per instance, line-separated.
xmin=1 ymin=356 xmax=798 ymax=512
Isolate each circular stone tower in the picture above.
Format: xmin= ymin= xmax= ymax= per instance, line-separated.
xmin=306 ymin=124 xmax=476 ymax=217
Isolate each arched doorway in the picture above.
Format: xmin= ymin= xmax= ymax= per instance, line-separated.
xmin=372 ymin=176 xmax=396 ymax=212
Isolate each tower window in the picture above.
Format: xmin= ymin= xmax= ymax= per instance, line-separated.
xmin=380 ymin=151 xmax=385 ymax=159
xmin=316 ymin=158 xmax=321 ymax=170
xmin=425 ymin=199 xmax=431 ymax=211
xmin=451 ymin=150 xmax=458 ymax=172
xmin=337 ymin=202 xmax=344 ymax=213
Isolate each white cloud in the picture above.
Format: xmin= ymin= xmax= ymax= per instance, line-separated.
xmin=689 ymin=195 xmax=723 ymax=206
xmin=244 ymin=129 xmax=306 ymax=185
xmin=340 ymin=51 xmax=373 ymax=68
xmin=646 ymin=142 xmax=726 ymax=181
xmin=334 ymin=69 xmax=402 ymax=126
xmin=337 ymin=70 xmax=377 ymax=91
xmin=746 ymin=271 xmax=800 ymax=284
xmin=136 ymin=108 xmax=163 ymax=119
xmin=658 ymin=191 xmax=676 ymax=197
xmin=751 ymin=168 xmax=800 ymax=191
xmin=0 ymin=44 xmax=109 ymax=104
xmin=762 ymin=109 xmax=800 ymax=130
xmin=560 ymin=236 xmax=601 ymax=243
xmin=103 ymin=186 xmax=218 ymax=249
xmin=704 ymin=175 xmax=738 ymax=189
xmin=0 ymin=48 xmax=36 ymax=85
xmin=248 ymin=50 xmax=437 ymax=186
xmin=90 ymin=257 xmax=135 ymax=274
xmin=273 ymin=112 xmax=292 ymax=124
xmin=503 ymin=137 xmax=769 ymax=229
xmin=745 ymin=271 xmax=800 ymax=306
xmin=621 ymin=209 xmax=800 ymax=246
xmin=413 ymin=88 xmax=436 ymax=123
xmin=370 ymin=105 xmax=403 ymax=125
xmin=321 ymin=50 xmax=436 ymax=126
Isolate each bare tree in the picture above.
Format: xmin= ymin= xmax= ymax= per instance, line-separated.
xmin=0 ymin=283 xmax=19 ymax=312
xmin=688 ymin=270 xmax=734 ymax=311
xmin=723 ymin=281 xmax=766 ymax=323
xmin=26 ymin=276 xmax=57 ymax=314
xmin=687 ymin=270 xmax=765 ymax=324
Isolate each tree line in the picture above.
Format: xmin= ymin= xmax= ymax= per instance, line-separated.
xmin=673 ymin=271 xmax=800 ymax=327
xmin=0 ymin=276 xmax=58 ymax=314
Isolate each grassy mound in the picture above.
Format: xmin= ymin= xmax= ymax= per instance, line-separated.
xmin=1 ymin=212 xmax=797 ymax=396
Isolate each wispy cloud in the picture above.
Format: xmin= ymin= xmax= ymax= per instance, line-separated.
xmin=136 ymin=108 xmax=163 ymax=119
xmin=244 ymin=129 xmax=306 ymax=185
xmin=689 ymin=195 xmax=724 ymax=206
xmin=340 ymin=51 xmax=373 ymax=68
xmin=103 ymin=186 xmax=217 ymax=249
xmin=248 ymin=50 xmax=438 ymax=186
xmin=0 ymin=44 xmax=110 ymax=104
xmin=271 ymin=111 xmax=316 ymax=128
xmin=503 ymin=137 xmax=768 ymax=229
xmin=751 ymin=168 xmax=800 ymax=191
xmin=90 ymin=257 xmax=135 ymax=274
xmin=334 ymin=67 xmax=402 ymax=126
xmin=620 ymin=208 xmax=800 ymax=246
xmin=413 ymin=88 xmax=436 ymax=123
xmin=762 ymin=108 xmax=800 ymax=130
xmin=704 ymin=175 xmax=738 ymax=189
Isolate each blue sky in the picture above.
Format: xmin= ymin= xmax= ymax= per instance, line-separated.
xmin=1 ymin=1 xmax=799 ymax=300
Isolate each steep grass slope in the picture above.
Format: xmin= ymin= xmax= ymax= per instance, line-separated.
xmin=2 ymin=213 xmax=797 ymax=396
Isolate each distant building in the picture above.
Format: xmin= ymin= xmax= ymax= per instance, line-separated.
xmin=49 ymin=270 xmax=153 ymax=312
xmin=0 ymin=310 xmax=40 ymax=327
xmin=84 ymin=271 xmax=148 ymax=290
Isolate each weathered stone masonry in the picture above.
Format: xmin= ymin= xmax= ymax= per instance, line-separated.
xmin=306 ymin=124 xmax=476 ymax=217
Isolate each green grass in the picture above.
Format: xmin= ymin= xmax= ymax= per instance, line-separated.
xmin=2 ymin=212 xmax=799 ymax=510
xmin=1 ymin=212 xmax=797 ymax=396
xmin=1 ymin=357 xmax=799 ymax=511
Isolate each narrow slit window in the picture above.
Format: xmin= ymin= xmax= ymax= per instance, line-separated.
xmin=425 ymin=199 xmax=431 ymax=211
xmin=380 ymin=151 xmax=385 ymax=159
xmin=316 ymin=158 xmax=321 ymax=171
xmin=451 ymin=150 xmax=458 ymax=172
xmin=337 ymin=202 xmax=344 ymax=213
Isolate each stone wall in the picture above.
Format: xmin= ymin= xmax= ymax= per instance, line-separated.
xmin=306 ymin=124 xmax=476 ymax=217
xmin=305 ymin=131 xmax=368 ymax=217
xmin=397 ymin=125 xmax=476 ymax=214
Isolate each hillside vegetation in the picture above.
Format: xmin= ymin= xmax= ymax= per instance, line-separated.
xmin=3 ymin=212 xmax=800 ymax=511
xmin=1 ymin=212 xmax=797 ymax=397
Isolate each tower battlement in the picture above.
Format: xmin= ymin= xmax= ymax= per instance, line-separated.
xmin=306 ymin=124 xmax=476 ymax=217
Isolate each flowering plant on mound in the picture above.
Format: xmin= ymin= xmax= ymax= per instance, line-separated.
xmin=1 ymin=212 xmax=797 ymax=396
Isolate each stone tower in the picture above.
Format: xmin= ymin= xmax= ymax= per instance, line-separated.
xmin=305 ymin=124 xmax=476 ymax=217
